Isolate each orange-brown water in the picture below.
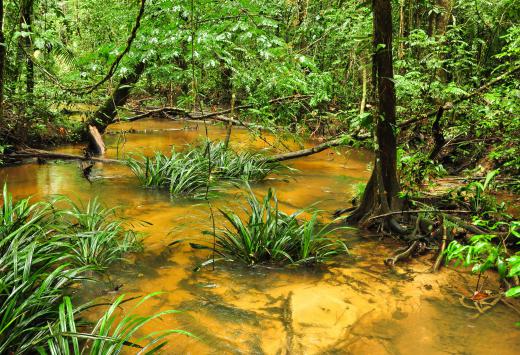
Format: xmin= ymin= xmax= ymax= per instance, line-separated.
xmin=1 ymin=118 xmax=518 ymax=354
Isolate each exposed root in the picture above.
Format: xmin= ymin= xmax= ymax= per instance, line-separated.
xmin=384 ymin=240 xmax=419 ymax=268
xmin=469 ymin=294 xmax=502 ymax=319
xmin=333 ymin=206 xmax=357 ymax=218
xmin=500 ymin=298 xmax=520 ymax=316
xmin=432 ymin=223 xmax=447 ymax=273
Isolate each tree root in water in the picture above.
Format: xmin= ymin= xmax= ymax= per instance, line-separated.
xmin=384 ymin=241 xmax=420 ymax=268
xmin=432 ymin=224 xmax=448 ymax=273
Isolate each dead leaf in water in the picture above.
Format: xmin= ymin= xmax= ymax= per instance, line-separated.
xmin=470 ymin=290 xmax=490 ymax=301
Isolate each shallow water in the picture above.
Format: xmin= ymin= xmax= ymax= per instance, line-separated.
xmin=1 ymin=119 xmax=519 ymax=354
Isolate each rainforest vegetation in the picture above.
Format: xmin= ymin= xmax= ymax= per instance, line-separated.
xmin=0 ymin=0 xmax=519 ymax=353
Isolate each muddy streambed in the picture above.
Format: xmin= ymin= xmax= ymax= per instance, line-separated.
xmin=1 ymin=119 xmax=519 ymax=354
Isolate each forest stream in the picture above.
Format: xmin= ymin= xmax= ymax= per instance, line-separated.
xmin=1 ymin=118 xmax=519 ymax=354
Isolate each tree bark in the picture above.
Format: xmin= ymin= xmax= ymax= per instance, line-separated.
xmin=21 ymin=0 xmax=34 ymax=96
xmin=431 ymin=0 xmax=453 ymax=81
xmin=347 ymin=0 xmax=400 ymax=225
xmin=433 ymin=0 xmax=453 ymax=37
xmin=0 ymin=0 xmax=5 ymax=120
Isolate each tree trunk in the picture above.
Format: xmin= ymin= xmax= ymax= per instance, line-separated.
xmin=431 ymin=0 xmax=453 ymax=82
xmin=347 ymin=0 xmax=400 ymax=226
xmin=90 ymin=61 xmax=146 ymax=133
xmin=21 ymin=0 xmax=34 ymax=96
xmin=434 ymin=0 xmax=452 ymax=37
xmin=0 ymin=0 xmax=5 ymax=120
xmin=297 ymin=0 xmax=308 ymax=25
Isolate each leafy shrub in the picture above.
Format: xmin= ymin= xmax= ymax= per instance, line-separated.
xmin=449 ymin=170 xmax=507 ymax=218
xmin=58 ymin=197 xmax=142 ymax=269
xmin=204 ymin=188 xmax=348 ymax=266
xmin=445 ymin=220 xmax=520 ymax=298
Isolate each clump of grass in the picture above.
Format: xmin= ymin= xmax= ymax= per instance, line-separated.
xmin=0 ymin=185 xmax=185 ymax=353
xmin=58 ymin=197 xmax=142 ymax=270
xmin=204 ymin=188 xmax=348 ymax=266
xmin=127 ymin=140 xmax=283 ymax=196
xmin=127 ymin=149 xmax=210 ymax=196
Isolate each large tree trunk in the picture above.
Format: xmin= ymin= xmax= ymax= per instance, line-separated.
xmin=433 ymin=0 xmax=453 ymax=37
xmin=431 ymin=0 xmax=453 ymax=82
xmin=21 ymin=0 xmax=34 ymax=96
xmin=89 ymin=61 xmax=146 ymax=133
xmin=347 ymin=0 xmax=400 ymax=226
xmin=0 ymin=0 xmax=5 ymax=120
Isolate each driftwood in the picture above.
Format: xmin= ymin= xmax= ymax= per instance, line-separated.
xmin=3 ymin=149 xmax=123 ymax=164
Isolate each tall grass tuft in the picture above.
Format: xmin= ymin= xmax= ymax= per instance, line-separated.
xmin=0 ymin=185 xmax=185 ymax=353
xmin=58 ymin=197 xmax=142 ymax=270
xmin=205 ymin=188 xmax=348 ymax=266
xmin=127 ymin=140 xmax=283 ymax=196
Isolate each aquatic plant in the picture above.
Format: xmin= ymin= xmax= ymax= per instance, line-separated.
xmin=205 ymin=188 xmax=348 ymax=266
xmin=127 ymin=140 xmax=282 ymax=196
xmin=58 ymin=197 xmax=142 ymax=270
xmin=44 ymin=294 xmax=191 ymax=355
xmin=127 ymin=149 xmax=210 ymax=196
xmin=0 ymin=185 xmax=184 ymax=353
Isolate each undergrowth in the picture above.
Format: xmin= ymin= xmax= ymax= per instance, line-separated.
xmin=0 ymin=185 xmax=187 ymax=353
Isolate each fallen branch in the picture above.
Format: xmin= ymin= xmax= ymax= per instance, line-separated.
xmin=125 ymin=107 xmax=188 ymax=122
xmin=263 ymin=138 xmax=344 ymax=163
xmin=4 ymin=149 xmax=123 ymax=164
xmin=123 ymin=94 xmax=312 ymax=123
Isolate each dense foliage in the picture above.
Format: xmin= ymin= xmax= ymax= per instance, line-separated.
xmin=0 ymin=0 xmax=517 ymax=181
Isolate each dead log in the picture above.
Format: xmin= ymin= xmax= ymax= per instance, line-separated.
xmin=123 ymin=94 xmax=312 ymax=124
xmin=125 ymin=106 xmax=188 ymax=122
xmin=4 ymin=149 xmax=123 ymax=164
xmin=87 ymin=125 xmax=106 ymax=155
